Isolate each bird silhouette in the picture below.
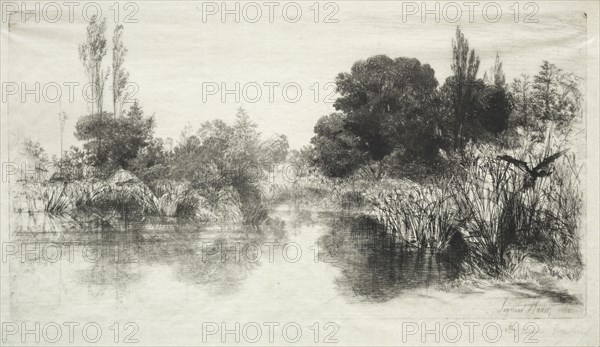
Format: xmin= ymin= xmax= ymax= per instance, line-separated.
xmin=497 ymin=149 xmax=568 ymax=188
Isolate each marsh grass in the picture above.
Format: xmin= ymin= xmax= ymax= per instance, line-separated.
xmin=453 ymin=156 xmax=525 ymax=277
xmin=150 ymin=180 xmax=203 ymax=217
xmin=256 ymin=177 xmax=344 ymax=210
xmin=452 ymin=141 xmax=583 ymax=279
xmin=42 ymin=184 xmax=73 ymax=213
xmin=67 ymin=180 xmax=107 ymax=209
xmin=91 ymin=183 xmax=156 ymax=214
xmin=15 ymin=182 xmax=73 ymax=214
xmin=363 ymin=137 xmax=583 ymax=280
xmin=366 ymin=182 xmax=458 ymax=250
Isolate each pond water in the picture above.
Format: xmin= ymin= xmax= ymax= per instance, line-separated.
xmin=3 ymin=203 xmax=584 ymax=345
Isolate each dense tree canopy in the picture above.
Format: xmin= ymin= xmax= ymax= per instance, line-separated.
xmin=311 ymin=112 xmax=369 ymax=178
xmin=168 ymin=108 xmax=288 ymax=223
xmin=310 ymin=28 xmax=525 ymax=179
xmin=509 ymin=61 xmax=582 ymax=139
xmin=334 ymin=55 xmax=440 ymax=161
xmin=74 ymin=101 xmax=154 ymax=175
xmin=311 ymin=55 xmax=442 ymax=178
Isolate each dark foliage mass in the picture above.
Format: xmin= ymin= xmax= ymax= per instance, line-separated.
xmin=310 ymin=27 xmax=581 ymax=180
xmin=74 ymin=102 xmax=154 ymax=177
xmin=312 ymin=55 xmax=444 ymax=178
xmin=334 ymin=55 xmax=439 ymax=161
xmin=311 ymin=113 xmax=369 ymax=178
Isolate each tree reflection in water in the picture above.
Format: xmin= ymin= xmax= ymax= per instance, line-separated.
xmin=319 ymin=215 xmax=465 ymax=302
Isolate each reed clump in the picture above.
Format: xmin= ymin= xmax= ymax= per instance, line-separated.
xmin=364 ymin=142 xmax=583 ymax=280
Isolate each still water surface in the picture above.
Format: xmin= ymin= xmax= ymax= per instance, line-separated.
xmin=5 ymin=204 xmax=582 ymax=345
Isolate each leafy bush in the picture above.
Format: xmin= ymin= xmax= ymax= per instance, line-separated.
xmin=15 ymin=182 xmax=73 ymax=214
xmin=150 ymin=180 xmax=202 ymax=217
xmin=42 ymin=184 xmax=73 ymax=213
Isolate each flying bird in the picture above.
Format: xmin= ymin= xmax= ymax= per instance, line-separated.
xmin=497 ymin=149 xmax=568 ymax=188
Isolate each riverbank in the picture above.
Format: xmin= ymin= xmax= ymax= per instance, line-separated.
xmin=6 ymin=202 xmax=584 ymax=347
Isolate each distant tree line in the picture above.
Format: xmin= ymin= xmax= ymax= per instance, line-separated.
xmin=310 ymin=27 xmax=582 ymax=179
xmin=56 ymin=17 xmax=290 ymax=198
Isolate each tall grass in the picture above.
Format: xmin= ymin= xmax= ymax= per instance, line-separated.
xmin=452 ymin=156 xmax=524 ymax=277
xmin=91 ymin=183 xmax=156 ymax=214
xmin=150 ymin=180 xmax=203 ymax=217
xmin=451 ymin=143 xmax=582 ymax=279
xmin=526 ymin=150 xmax=583 ymax=279
xmin=15 ymin=183 xmax=73 ymax=214
xmin=43 ymin=185 xmax=72 ymax=213
xmin=66 ymin=180 xmax=107 ymax=209
xmin=367 ymin=183 xmax=457 ymax=250
xmin=363 ymin=137 xmax=583 ymax=280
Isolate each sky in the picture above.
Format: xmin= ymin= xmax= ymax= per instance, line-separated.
xmin=1 ymin=1 xmax=589 ymax=156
